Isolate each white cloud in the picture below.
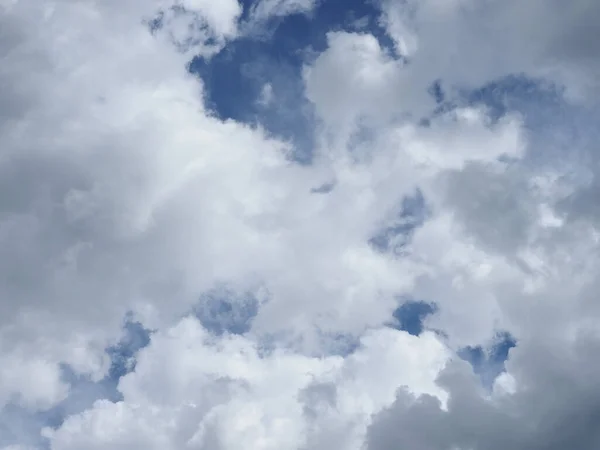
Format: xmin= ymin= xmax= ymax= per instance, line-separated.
xmin=304 ymin=31 xmax=429 ymax=139
xmin=152 ymin=0 xmax=242 ymax=57
xmin=0 ymin=354 xmax=68 ymax=411
xmin=44 ymin=317 xmax=449 ymax=449
xmin=378 ymin=0 xmax=600 ymax=99
xmin=257 ymin=83 xmax=274 ymax=107
xmin=2 ymin=0 xmax=600 ymax=449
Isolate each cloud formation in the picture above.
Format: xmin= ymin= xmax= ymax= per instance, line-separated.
xmin=1 ymin=0 xmax=600 ymax=449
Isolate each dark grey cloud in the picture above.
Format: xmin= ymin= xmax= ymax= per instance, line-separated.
xmin=368 ymin=335 xmax=600 ymax=450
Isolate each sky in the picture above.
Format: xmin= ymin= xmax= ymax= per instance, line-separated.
xmin=1 ymin=0 xmax=600 ymax=448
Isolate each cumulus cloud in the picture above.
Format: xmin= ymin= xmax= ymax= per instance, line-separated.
xmin=377 ymin=0 xmax=600 ymax=98
xmin=42 ymin=318 xmax=448 ymax=449
xmin=2 ymin=0 xmax=600 ymax=449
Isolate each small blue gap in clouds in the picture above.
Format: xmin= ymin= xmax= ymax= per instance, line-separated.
xmin=255 ymin=328 xmax=361 ymax=358
xmin=423 ymin=75 xmax=565 ymax=132
xmin=428 ymin=79 xmax=445 ymax=105
xmin=461 ymin=75 xmax=597 ymax=169
xmin=466 ymin=75 xmax=563 ymax=124
xmin=106 ymin=319 xmax=152 ymax=381
xmin=317 ymin=331 xmax=361 ymax=356
xmin=36 ymin=318 xmax=152 ymax=431
xmin=369 ymin=188 xmax=427 ymax=254
xmin=426 ymin=75 xmax=564 ymax=127
xmin=194 ymin=286 xmax=263 ymax=336
xmin=390 ymin=300 xmax=437 ymax=336
xmin=311 ymin=181 xmax=335 ymax=194
xmin=459 ymin=332 xmax=517 ymax=388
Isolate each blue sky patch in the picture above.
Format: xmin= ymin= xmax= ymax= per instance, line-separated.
xmin=370 ymin=188 xmax=427 ymax=254
xmin=390 ymin=300 xmax=436 ymax=336
xmin=106 ymin=319 xmax=152 ymax=381
xmin=459 ymin=332 xmax=517 ymax=388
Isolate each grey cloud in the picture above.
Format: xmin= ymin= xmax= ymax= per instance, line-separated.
xmin=368 ymin=336 xmax=600 ymax=450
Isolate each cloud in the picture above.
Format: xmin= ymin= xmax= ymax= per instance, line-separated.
xmin=377 ymin=0 xmax=600 ymax=99
xmin=43 ymin=317 xmax=448 ymax=449
xmin=2 ymin=0 xmax=600 ymax=449
xmin=367 ymin=334 xmax=600 ymax=450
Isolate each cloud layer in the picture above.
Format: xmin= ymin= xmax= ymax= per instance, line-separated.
xmin=1 ymin=0 xmax=600 ymax=448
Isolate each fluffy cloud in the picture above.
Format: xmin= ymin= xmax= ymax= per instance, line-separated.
xmin=2 ymin=0 xmax=600 ymax=449
xmin=45 ymin=318 xmax=447 ymax=449
xmin=378 ymin=0 xmax=600 ymax=99
xmin=368 ymin=335 xmax=600 ymax=450
xmin=43 ymin=318 xmax=448 ymax=449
